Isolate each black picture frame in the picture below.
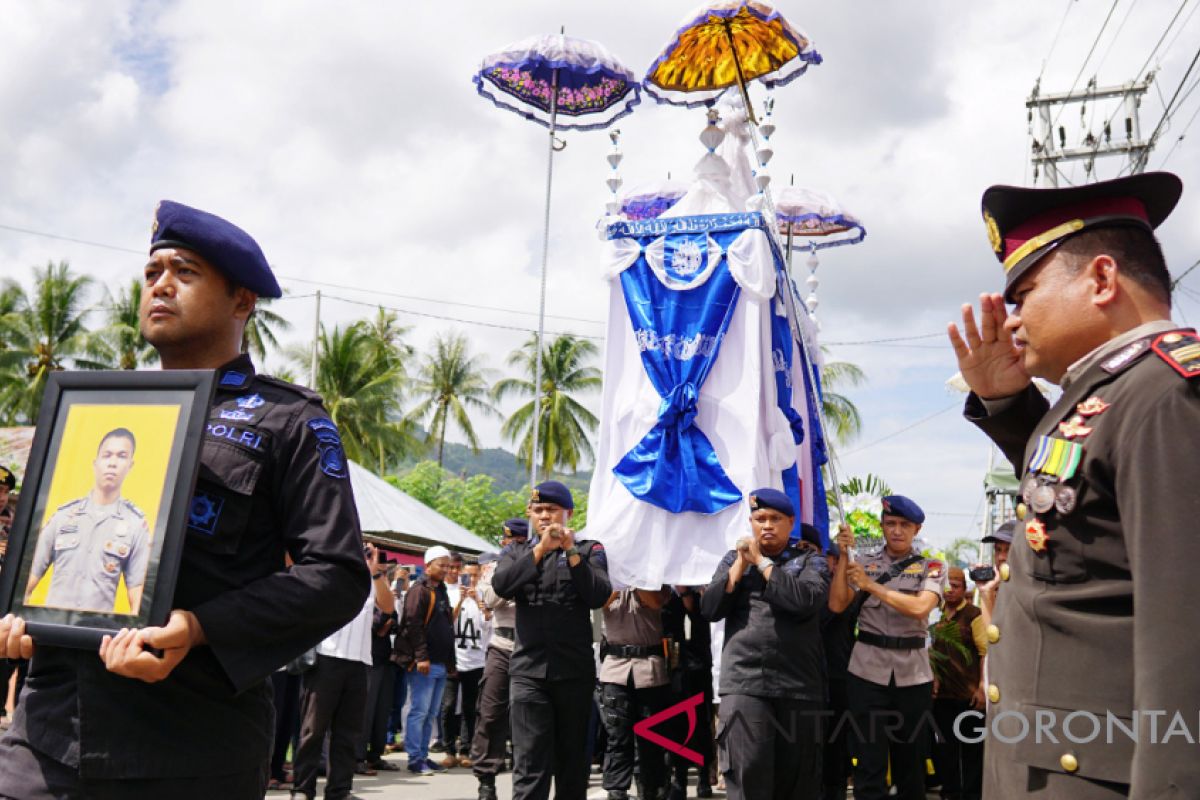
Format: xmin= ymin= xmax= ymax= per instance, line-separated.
xmin=0 ymin=370 xmax=216 ymax=649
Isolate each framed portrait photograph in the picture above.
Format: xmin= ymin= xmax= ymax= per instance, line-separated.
xmin=0 ymin=370 xmax=216 ymax=648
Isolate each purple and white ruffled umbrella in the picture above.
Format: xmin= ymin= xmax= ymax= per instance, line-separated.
xmin=473 ymin=33 xmax=641 ymax=486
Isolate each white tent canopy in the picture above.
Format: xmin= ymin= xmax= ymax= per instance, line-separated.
xmin=348 ymin=460 xmax=495 ymax=555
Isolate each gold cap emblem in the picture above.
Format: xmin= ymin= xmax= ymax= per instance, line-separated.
xmin=984 ymin=210 xmax=1003 ymax=255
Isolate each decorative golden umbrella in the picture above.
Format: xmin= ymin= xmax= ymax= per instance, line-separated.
xmin=644 ymin=0 xmax=821 ymax=124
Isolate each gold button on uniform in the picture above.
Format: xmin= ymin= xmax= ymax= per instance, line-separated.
xmin=987 ymin=684 xmax=1001 ymax=703
xmin=1060 ymin=753 xmax=1079 ymax=773
xmin=987 ymin=624 xmax=1000 ymax=643
xmin=999 ymin=563 xmax=1011 ymax=581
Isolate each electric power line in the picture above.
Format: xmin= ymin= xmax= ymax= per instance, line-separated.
xmin=1052 ymin=0 xmax=1123 ymax=128
xmin=1137 ymin=0 xmax=1196 ymax=78
xmin=1139 ymin=45 xmax=1200 ymax=167
xmin=840 ymin=403 xmax=961 ymax=456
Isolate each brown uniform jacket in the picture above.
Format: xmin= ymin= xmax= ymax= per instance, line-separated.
xmin=967 ymin=327 xmax=1200 ymax=798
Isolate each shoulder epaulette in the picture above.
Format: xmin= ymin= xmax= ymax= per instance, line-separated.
xmin=57 ymin=498 xmax=84 ymax=512
xmin=1151 ymin=330 xmax=1200 ymax=378
xmin=1101 ymin=337 xmax=1155 ymax=374
xmin=121 ymin=499 xmax=146 ymax=519
xmin=256 ymin=373 xmax=323 ymax=402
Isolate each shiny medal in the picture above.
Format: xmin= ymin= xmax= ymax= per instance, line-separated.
xmin=1030 ymin=481 xmax=1057 ymax=514
xmin=1058 ymin=415 xmax=1092 ymax=439
xmin=1020 ymin=475 xmax=1037 ymax=505
xmin=1025 ymin=519 xmax=1049 ymax=553
xmin=1076 ymin=396 xmax=1110 ymax=417
xmin=1054 ymin=484 xmax=1077 ymax=514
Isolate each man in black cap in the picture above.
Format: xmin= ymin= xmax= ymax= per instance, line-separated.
xmin=975 ymin=519 xmax=1014 ymax=621
xmin=0 ymin=465 xmax=15 ymax=561
xmin=472 ymin=518 xmax=527 ymax=800
xmin=0 ymin=200 xmax=370 ymax=798
xmin=702 ymin=487 xmax=830 ymax=800
xmin=829 ymin=495 xmax=945 ymax=800
xmin=949 ymin=171 xmax=1200 ymax=798
xmin=492 ymin=481 xmax=612 ymax=800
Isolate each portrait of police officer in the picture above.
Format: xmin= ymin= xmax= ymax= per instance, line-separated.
xmin=949 ymin=172 xmax=1200 ymax=798
xmin=0 ymin=200 xmax=370 ymax=798
xmin=829 ymin=495 xmax=946 ymax=800
xmin=25 ymin=427 xmax=151 ymax=614
xmin=702 ymin=488 xmax=830 ymax=800
xmin=492 ymin=480 xmax=612 ymax=800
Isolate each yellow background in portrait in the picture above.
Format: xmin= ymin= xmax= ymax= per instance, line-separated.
xmin=27 ymin=404 xmax=182 ymax=614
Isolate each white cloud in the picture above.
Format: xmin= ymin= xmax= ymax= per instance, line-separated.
xmin=2 ymin=0 xmax=1199 ymax=549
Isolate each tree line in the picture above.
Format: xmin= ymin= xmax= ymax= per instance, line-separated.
xmin=1 ymin=260 xmax=865 ymax=541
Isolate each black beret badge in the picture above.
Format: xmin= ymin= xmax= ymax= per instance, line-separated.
xmin=307 ymin=418 xmax=348 ymax=479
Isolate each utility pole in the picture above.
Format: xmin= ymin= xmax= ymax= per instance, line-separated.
xmin=309 ymin=289 xmax=321 ymax=389
xmin=1027 ymin=74 xmax=1155 ymax=186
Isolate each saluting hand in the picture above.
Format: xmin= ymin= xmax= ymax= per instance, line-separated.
xmin=99 ymin=609 xmax=204 ymax=683
xmin=947 ymin=293 xmax=1031 ymax=399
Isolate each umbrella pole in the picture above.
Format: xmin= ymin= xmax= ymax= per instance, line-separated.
xmin=530 ymin=68 xmax=558 ymax=489
xmin=785 ymin=227 xmax=794 ymax=274
xmin=721 ymin=20 xmax=758 ymax=126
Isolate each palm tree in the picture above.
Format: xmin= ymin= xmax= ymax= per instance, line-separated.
xmin=0 ymin=262 xmax=97 ymax=424
xmin=945 ymin=537 xmax=981 ymax=567
xmin=493 ymin=334 xmax=601 ymax=476
xmin=360 ymin=307 xmax=413 ymax=376
xmin=242 ymin=297 xmax=291 ymax=363
xmin=292 ymin=322 xmax=416 ymax=470
xmin=87 ymin=279 xmax=155 ymax=370
xmin=819 ymin=355 xmax=866 ymax=445
xmin=407 ymin=332 xmax=497 ymax=467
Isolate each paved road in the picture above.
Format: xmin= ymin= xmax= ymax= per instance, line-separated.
xmin=265 ymin=757 xmax=723 ymax=800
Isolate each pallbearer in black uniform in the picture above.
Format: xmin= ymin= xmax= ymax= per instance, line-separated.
xmin=0 ymin=201 xmax=370 ymax=798
xmin=829 ymin=495 xmax=945 ymax=800
xmin=492 ymin=481 xmax=612 ymax=800
xmin=950 ymin=171 xmax=1200 ymax=798
xmin=702 ymin=488 xmax=830 ymax=800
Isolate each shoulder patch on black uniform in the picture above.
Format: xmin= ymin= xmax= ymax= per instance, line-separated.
xmin=1151 ymin=330 xmax=1200 ymax=378
xmin=307 ymin=417 xmax=348 ymax=478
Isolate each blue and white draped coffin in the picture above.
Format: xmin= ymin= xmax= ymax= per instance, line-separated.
xmin=588 ymin=155 xmax=830 ymax=588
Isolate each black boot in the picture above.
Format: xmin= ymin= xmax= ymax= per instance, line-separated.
xmin=477 ymin=775 xmax=497 ymax=800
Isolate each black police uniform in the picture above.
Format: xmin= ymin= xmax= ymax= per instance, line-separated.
xmin=492 ymin=537 xmax=611 ymax=800
xmin=702 ymin=542 xmax=830 ymax=800
xmin=967 ymin=327 xmax=1200 ymax=799
xmin=0 ymin=355 xmax=370 ymax=797
xmin=661 ymin=588 xmax=714 ymax=796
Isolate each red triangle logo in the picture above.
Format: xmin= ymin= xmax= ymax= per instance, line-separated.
xmin=632 ymin=692 xmax=704 ymax=766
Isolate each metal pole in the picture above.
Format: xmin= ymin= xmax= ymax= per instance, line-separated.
xmin=309 ymin=289 xmax=321 ymax=389
xmin=722 ymin=20 xmax=758 ymax=125
xmin=530 ymin=66 xmax=558 ymax=489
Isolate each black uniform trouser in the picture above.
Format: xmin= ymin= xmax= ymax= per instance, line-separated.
xmin=294 ymin=654 xmax=368 ymax=800
xmin=0 ymin=724 xmax=267 ymax=799
xmin=600 ymin=677 xmax=672 ymax=794
xmin=717 ymin=694 xmax=822 ymax=800
xmin=270 ymin=670 xmax=303 ymax=781
xmin=510 ymin=674 xmax=593 ymax=800
xmin=670 ymin=668 xmax=715 ymax=788
xmin=821 ymin=678 xmax=851 ymax=800
xmin=441 ymin=666 xmax=483 ymax=756
xmin=357 ymin=661 xmax=396 ymax=763
xmin=846 ymin=674 xmax=932 ymax=800
xmin=471 ymin=646 xmax=512 ymax=778
xmin=932 ymin=697 xmax=983 ymax=800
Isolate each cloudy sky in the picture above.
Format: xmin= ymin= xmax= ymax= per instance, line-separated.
xmin=3 ymin=0 xmax=1199 ymax=549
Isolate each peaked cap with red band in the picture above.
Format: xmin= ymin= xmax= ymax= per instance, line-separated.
xmin=980 ymin=171 xmax=1182 ymax=301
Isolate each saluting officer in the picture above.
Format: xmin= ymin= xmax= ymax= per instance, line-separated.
xmin=950 ymin=172 xmax=1200 ymax=798
xmin=492 ymin=481 xmax=612 ymax=800
xmin=26 ymin=428 xmax=150 ymax=614
xmin=829 ymin=495 xmax=945 ymax=800
xmin=472 ymin=518 xmax=527 ymax=800
xmin=0 ymin=201 xmax=370 ymax=798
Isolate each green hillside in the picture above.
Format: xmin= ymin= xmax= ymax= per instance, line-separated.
xmin=394 ymin=439 xmax=593 ymax=495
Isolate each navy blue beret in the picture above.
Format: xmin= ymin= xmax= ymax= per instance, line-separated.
xmin=749 ymin=487 xmax=795 ymax=517
xmin=150 ymin=200 xmax=282 ymax=298
xmin=881 ymin=495 xmax=925 ymax=524
xmin=531 ymin=481 xmax=573 ymax=510
xmin=503 ymin=518 xmax=530 ymax=538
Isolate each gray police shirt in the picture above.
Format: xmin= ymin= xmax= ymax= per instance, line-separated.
xmin=30 ymin=496 xmax=151 ymax=613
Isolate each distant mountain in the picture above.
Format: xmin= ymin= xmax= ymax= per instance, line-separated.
xmin=394 ymin=438 xmax=593 ymax=495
